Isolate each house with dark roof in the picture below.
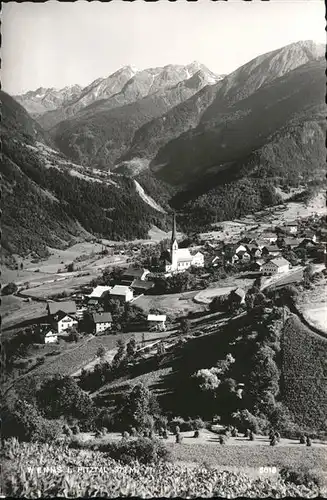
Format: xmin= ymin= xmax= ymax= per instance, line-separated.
xmin=93 ymin=312 xmax=113 ymax=334
xmin=261 ymin=245 xmax=281 ymax=258
xmin=121 ymin=267 xmax=150 ymax=285
xmin=52 ymin=311 xmax=78 ymax=334
xmin=283 ymin=221 xmax=298 ymax=234
xmin=229 ymin=287 xmax=246 ymax=305
xmin=282 ymin=237 xmax=302 ymax=249
xmin=130 ymin=279 xmax=155 ymax=294
xmin=47 ymin=301 xmax=76 ymax=317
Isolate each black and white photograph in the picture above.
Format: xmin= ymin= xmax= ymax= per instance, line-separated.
xmin=1 ymin=0 xmax=326 ymax=497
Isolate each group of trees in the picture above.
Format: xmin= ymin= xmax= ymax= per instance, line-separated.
xmin=79 ymin=337 xmax=138 ymax=392
xmin=173 ymin=178 xmax=282 ymax=235
xmin=2 ymin=374 xmax=97 ymax=442
xmin=2 ymin=133 xmax=167 ymax=257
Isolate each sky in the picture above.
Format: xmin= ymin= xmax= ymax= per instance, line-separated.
xmin=2 ymin=0 xmax=325 ymax=95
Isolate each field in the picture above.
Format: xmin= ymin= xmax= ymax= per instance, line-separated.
xmin=168 ymin=436 xmax=326 ymax=468
xmin=3 ymin=440 xmax=324 ymax=498
xmin=1 ymin=296 xmax=48 ymax=334
xmin=135 ymin=290 xmax=207 ymax=318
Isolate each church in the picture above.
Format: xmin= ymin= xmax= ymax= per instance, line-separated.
xmin=161 ymin=214 xmax=204 ymax=273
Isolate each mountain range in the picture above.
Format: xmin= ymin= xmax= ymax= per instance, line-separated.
xmin=3 ymin=40 xmax=325 ymax=259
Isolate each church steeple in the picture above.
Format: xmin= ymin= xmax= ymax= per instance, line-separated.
xmin=170 ymin=212 xmax=179 ymax=270
xmin=171 ymin=212 xmax=177 ymax=246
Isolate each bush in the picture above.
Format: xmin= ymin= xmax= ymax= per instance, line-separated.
xmin=175 ymin=433 xmax=183 ymax=444
xmin=193 ymin=430 xmax=200 ymax=438
xmin=170 ymin=417 xmax=193 ymax=433
xmin=1 ymin=282 xmax=18 ymax=296
xmin=98 ymin=437 xmax=170 ymax=464
xmin=1 ymin=399 xmax=61 ymax=443
xmin=280 ymin=466 xmax=323 ymax=489
xmin=232 ymin=410 xmax=268 ymax=434
xmin=192 ymin=417 xmax=205 ymax=431
xmin=71 ymin=425 xmax=80 ymax=435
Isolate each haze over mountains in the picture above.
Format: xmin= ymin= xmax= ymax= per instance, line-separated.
xmin=3 ymin=40 xmax=325 ymax=259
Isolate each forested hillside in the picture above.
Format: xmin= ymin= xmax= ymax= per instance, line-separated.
xmin=0 ymin=91 xmax=167 ymax=260
xmin=154 ymin=58 xmax=325 ymax=186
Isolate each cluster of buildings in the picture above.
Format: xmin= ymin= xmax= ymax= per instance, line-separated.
xmin=208 ymin=219 xmax=324 ymax=276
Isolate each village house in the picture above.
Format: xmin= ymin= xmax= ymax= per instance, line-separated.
xmin=110 ymin=285 xmax=134 ymax=303
xmin=52 ymin=311 xmax=79 ymax=334
xmin=93 ymin=312 xmax=113 ymax=334
xmin=147 ymin=314 xmax=167 ymax=331
xmin=229 ymin=287 xmax=246 ymax=305
xmin=261 ymin=232 xmax=278 ymax=243
xmin=281 ymin=237 xmax=302 ymax=250
xmin=88 ymin=285 xmax=112 ymax=301
xmin=46 ymin=301 xmax=76 ymax=317
xmin=252 ymin=259 xmax=265 ymax=271
xmin=262 ymin=257 xmax=290 ymax=276
xmin=42 ymin=328 xmax=58 ymax=344
xmin=130 ymin=279 xmax=155 ymax=294
xmin=302 ymin=230 xmax=317 ymax=244
xmin=283 ymin=221 xmax=298 ymax=234
xmin=121 ymin=267 xmax=150 ymax=286
xmin=261 ymin=245 xmax=281 ymax=258
xmin=235 ymin=250 xmax=251 ymax=262
xmin=161 ymin=214 xmax=204 ymax=273
xmin=235 ymin=244 xmax=248 ymax=254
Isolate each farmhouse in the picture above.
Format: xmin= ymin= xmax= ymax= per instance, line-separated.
xmin=281 ymin=238 xmax=302 ymax=249
xmin=162 ymin=214 xmax=204 ymax=273
xmin=47 ymin=301 xmax=76 ymax=317
xmin=230 ymin=288 xmax=246 ymax=305
xmin=121 ymin=267 xmax=150 ymax=285
xmin=130 ymin=279 xmax=155 ymax=294
xmin=261 ymin=245 xmax=281 ymax=258
xmin=261 ymin=232 xmax=278 ymax=243
xmin=52 ymin=311 xmax=78 ymax=334
xmin=93 ymin=312 xmax=113 ymax=334
xmin=302 ymin=231 xmax=317 ymax=243
xmin=284 ymin=221 xmax=298 ymax=234
xmin=88 ymin=286 xmax=112 ymax=300
xmin=262 ymin=257 xmax=290 ymax=276
xmin=110 ymin=285 xmax=133 ymax=303
xmin=147 ymin=314 xmax=167 ymax=331
xmin=43 ymin=328 xmax=58 ymax=344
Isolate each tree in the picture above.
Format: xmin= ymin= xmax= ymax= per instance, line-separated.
xmin=116 ymin=382 xmax=161 ymax=431
xmin=180 ymin=318 xmax=190 ymax=335
xmin=36 ymin=374 xmax=95 ymax=420
xmin=112 ymin=339 xmax=126 ymax=366
xmin=96 ymin=346 xmax=107 ymax=359
xmin=2 ymin=282 xmax=18 ymax=296
xmin=126 ymin=337 xmax=136 ymax=357
xmin=247 ymin=346 xmax=280 ymax=405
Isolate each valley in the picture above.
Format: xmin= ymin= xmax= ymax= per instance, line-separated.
xmin=2 ymin=35 xmax=327 ymax=499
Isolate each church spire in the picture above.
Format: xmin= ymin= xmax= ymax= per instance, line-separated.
xmin=171 ymin=212 xmax=177 ymax=245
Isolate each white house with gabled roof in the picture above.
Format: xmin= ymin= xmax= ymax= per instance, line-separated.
xmin=262 ymin=257 xmax=290 ymax=276
xmin=110 ymin=285 xmax=133 ymax=303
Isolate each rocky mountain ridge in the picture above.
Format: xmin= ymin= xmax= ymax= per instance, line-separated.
xmin=16 ymin=62 xmax=222 ymax=131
